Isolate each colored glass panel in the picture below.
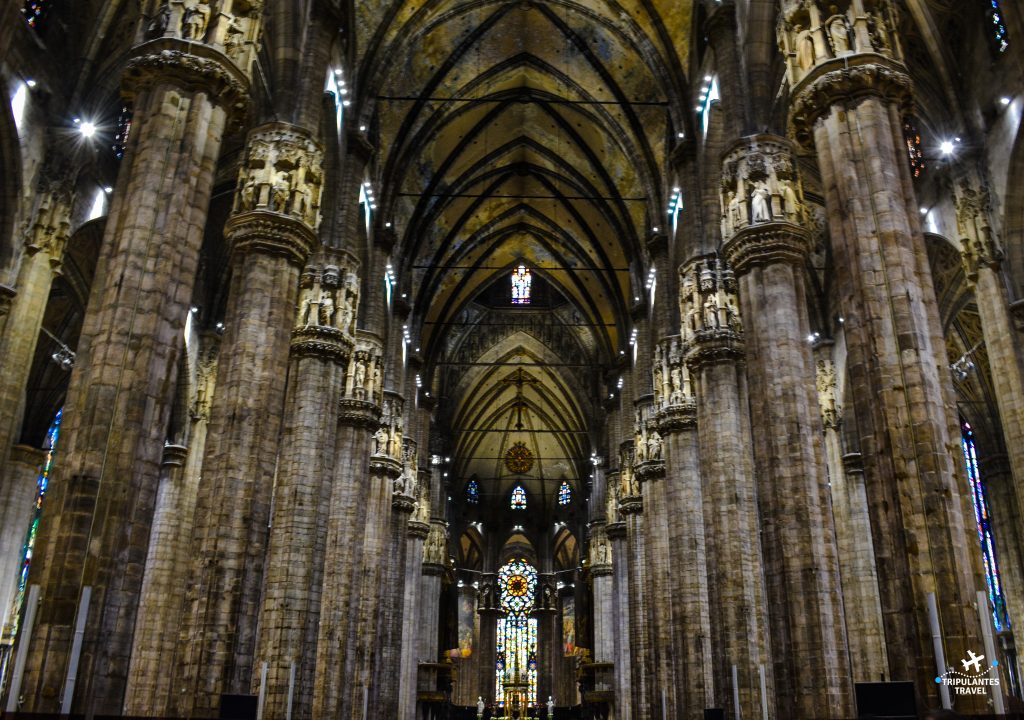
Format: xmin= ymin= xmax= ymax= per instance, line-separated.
xmin=558 ymin=481 xmax=571 ymax=506
xmin=496 ymin=559 xmax=538 ymax=706
xmin=510 ymin=485 xmax=527 ymax=510
xmin=962 ymin=420 xmax=1011 ymax=631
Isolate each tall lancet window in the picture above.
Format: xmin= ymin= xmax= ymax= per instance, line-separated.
xmin=9 ymin=408 xmax=62 ymax=636
xmin=962 ymin=420 xmax=1011 ymax=632
xmin=21 ymin=1 xmax=49 ymax=30
xmin=511 ymin=265 xmax=531 ymax=305
xmin=987 ymin=0 xmax=1010 ymax=54
xmin=495 ymin=559 xmax=538 ymax=708
xmin=558 ymin=480 xmax=571 ymax=506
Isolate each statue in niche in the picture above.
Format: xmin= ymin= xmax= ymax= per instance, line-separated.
xmin=726 ymin=300 xmax=742 ymax=333
xmin=477 ymin=697 xmax=485 ymax=718
xmin=782 ymin=181 xmax=801 ymax=221
xmin=548 ymin=697 xmax=555 ymax=716
xmin=648 ymin=432 xmax=662 ymax=461
xmin=391 ymin=417 xmax=403 ymax=457
xmin=703 ymin=293 xmax=720 ymax=329
xmin=795 ymin=24 xmax=815 ymax=70
xmin=751 ymin=182 xmax=772 ymax=222
xmin=147 ymin=3 xmax=171 ymax=39
xmin=374 ymin=426 xmax=389 ymax=456
xmin=338 ymin=296 xmax=355 ymax=333
xmin=635 ymin=433 xmax=646 ymax=463
xmin=223 ymin=15 xmax=244 ymax=57
xmin=653 ymin=364 xmax=664 ymax=403
xmin=828 ymin=13 xmax=851 ymax=55
xmin=272 ymin=167 xmax=292 ymax=212
xmin=354 ymin=359 xmax=366 ymax=390
xmin=670 ymin=367 xmax=683 ymax=402
xmin=181 ymin=2 xmax=210 ymax=40
xmin=867 ymin=13 xmax=891 ymax=54
xmin=297 ymin=289 xmax=318 ymax=326
xmin=317 ymin=290 xmax=335 ymax=326
xmin=393 ymin=471 xmax=407 ymax=494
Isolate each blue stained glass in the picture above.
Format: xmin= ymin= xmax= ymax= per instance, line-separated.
xmin=989 ymin=1 xmax=1010 ymax=53
xmin=9 ymin=409 xmax=61 ymax=636
xmin=466 ymin=479 xmax=480 ymax=504
xmin=962 ymin=420 xmax=1011 ymax=631
xmin=558 ymin=481 xmax=571 ymax=506
xmin=510 ymin=485 xmax=527 ymax=510
xmin=21 ymin=1 xmax=48 ymax=30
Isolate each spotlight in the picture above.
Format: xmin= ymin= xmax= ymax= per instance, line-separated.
xmin=104 ymin=186 xmax=113 ymax=194
xmin=919 ymin=207 xmax=928 ymax=215
xmin=1001 ymin=96 xmax=1012 ymax=106
xmin=79 ymin=121 xmax=97 ymax=138
xmin=940 ymin=141 xmax=954 ymax=155
xmin=25 ymin=79 xmax=37 ymax=88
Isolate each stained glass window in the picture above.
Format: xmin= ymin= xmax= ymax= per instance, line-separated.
xmin=510 ymin=485 xmax=527 ymax=510
xmin=558 ymin=481 xmax=571 ymax=506
xmin=496 ymin=559 xmax=538 ymax=708
xmin=112 ymin=105 xmax=133 ymax=160
xmin=21 ymin=1 xmax=49 ymax=30
xmin=962 ymin=420 xmax=1011 ymax=631
xmin=466 ymin=479 xmax=480 ymax=504
xmin=511 ymin=265 xmax=531 ymax=305
xmin=903 ymin=118 xmax=925 ymax=179
xmin=987 ymin=1 xmax=1010 ymax=54
xmin=8 ymin=409 xmax=61 ymax=637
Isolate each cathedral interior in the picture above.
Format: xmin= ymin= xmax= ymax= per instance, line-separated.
xmin=2 ymin=0 xmax=1024 ymax=719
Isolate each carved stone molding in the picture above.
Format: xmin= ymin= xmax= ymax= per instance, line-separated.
xmin=815 ymin=356 xmax=841 ymax=430
xmin=618 ymin=496 xmax=643 ymax=515
xmin=789 ymin=57 xmax=912 ymax=146
xmin=337 ymin=398 xmax=381 ymax=428
xmin=225 ymin=212 xmax=318 ymax=267
xmin=656 ymin=402 xmax=697 ymax=433
xmin=604 ymin=522 xmax=627 ymax=540
xmin=0 ymin=284 xmax=16 ymax=320
xmin=9 ymin=444 xmax=46 ymax=468
xmin=723 ymin=224 xmax=813 ymax=275
xmin=289 ymin=325 xmax=353 ymax=364
xmin=953 ymin=170 xmax=1003 ymax=280
xmin=369 ymin=455 xmax=403 ymax=480
xmin=392 ymin=493 xmax=416 ymax=513
xmin=373 ymin=392 xmax=405 ymax=463
xmin=632 ymin=400 xmax=663 ymax=466
xmin=423 ymin=522 xmax=449 ymax=566
xmin=634 ymin=460 xmax=665 ymax=484
xmin=407 ymin=520 xmax=431 ymax=540
xmin=653 ymin=335 xmax=697 ymax=434
xmin=123 ymin=39 xmax=251 ymax=120
xmin=161 ymin=443 xmax=189 ymax=468
xmin=1010 ymin=300 xmax=1024 ymax=332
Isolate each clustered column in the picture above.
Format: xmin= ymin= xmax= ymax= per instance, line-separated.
xmin=783 ymin=2 xmax=984 ymax=702
xmin=247 ymin=250 xmax=360 ymax=718
xmin=652 ymin=337 xmax=713 ymax=720
xmin=175 ymin=122 xmax=323 ymax=716
xmin=720 ymin=135 xmax=853 ymax=717
xmin=681 ymin=256 xmax=774 ymax=719
xmin=15 ymin=29 xmax=252 ymax=713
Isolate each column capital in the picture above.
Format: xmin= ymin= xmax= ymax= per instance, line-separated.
xmin=408 ymin=520 xmax=431 ymax=540
xmin=952 ymin=170 xmax=1004 ymax=280
xmin=680 ymin=256 xmax=744 ymax=367
xmin=337 ymin=331 xmax=385 ymax=425
xmin=651 ymin=334 xmax=697 ymax=433
xmin=0 ymin=284 xmax=15 ymax=320
xmin=9 ymin=443 xmax=47 ymax=468
xmin=815 ymin=356 xmax=842 ymax=430
xmin=605 ymin=521 xmax=627 ymax=540
xmin=1010 ymin=300 xmax=1024 ymax=333
xmin=789 ymin=57 xmax=911 ymax=146
xmin=123 ymin=39 xmax=252 ymax=120
xmin=631 ymin=399 xmax=664 ymax=468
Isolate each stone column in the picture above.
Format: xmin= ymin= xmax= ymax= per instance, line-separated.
xmin=248 ymin=251 xmax=358 ymax=719
xmin=634 ymin=401 xmax=674 ymax=719
xmin=720 ymin=136 xmax=853 ymax=718
xmin=785 ymin=5 xmax=985 ymax=702
xmin=605 ymin=492 xmax=632 ymax=720
xmin=398 ymin=496 xmax=431 ymax=720
xmin=345 ymin=397 xmax=404 ymax=720
xmin=0 ymin=168 xmax=72 ymax=477
xmin=0 ymin=446 xmax=46 ymax=638
xmin=954 ymin=169 xmax=1024 ymax=550
xmin=174 ymin=123 xmax=323 ymax=716
xmin=653 ymin=336 xmax=713 ymax=720
xmin=125 ymin=335 xmax=219 ymax=716
xmin=588 ymin=526 xmax=614 ymax=667
xmin=16 ymin=33 xmax=251 ymax=714
xmin=681 ymin=255 xmax=774 ymax=719
xmin=813 ymin=347 xmax=887 ymax=683
xmin=476 ymin=573 xmax=501 ymax=707
xmin=373 ymin=434 xmax=416 ymax=718
xmin=311 ymin=333 xmax=384 ymax=718
xmin=535 ymin=574 xmax=559 ymax=708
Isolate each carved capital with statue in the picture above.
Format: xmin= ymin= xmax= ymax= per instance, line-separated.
xmin=720 ymin=135 xmax=813 ymax=272
xmin=632 ymin=400 xmax=664 ymax=482
xmin=292 ymin=248 xmax=361 ymax=360
xmin=392 ymin=437 xmax=418 ymax=510
xmin=815 ymin=355 xmax=842 ymax=430
xmin=653 ymin=335 xmax=697 ymax=433
xmin=337 ymin=331 xmax=385 ymax=426
xmin=142 ymin=0 xmax=264 ymax=75
xmin=680 ymin=255 xmax=744 ymax=368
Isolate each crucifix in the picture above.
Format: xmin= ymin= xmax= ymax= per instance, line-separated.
xmin=502 ymin=368 xmax=539 ymax=430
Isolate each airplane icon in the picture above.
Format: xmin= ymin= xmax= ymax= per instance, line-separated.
xmin=962 ymin=650 xmax=985 ymax=673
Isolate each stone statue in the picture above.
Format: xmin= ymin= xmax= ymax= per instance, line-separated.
xmin=354 ymin=359 xmax=366 ymax=390
xmin=477 ymin=697 xmax=485 ymax=718
xmin=548 ymin=696 xmax=555 ymax=716
xmin=146 ymin=3 xmax=171 ymax=39
xmin=751 ymin=182 xmax=772 ymax=222
xmin=272 ymin=169 xmax=292 ymax=212
xmin=795 ymin=24 xmax=815 ymax=70
xmin=374 ymin=426 xmax=389 ymax=455
xmin=338 ymin=299 xmax=354 ymax=333
xmin=297 ymin=290 xmax=317 ymax=326
xmin=829 ymin=15 xmax=851 ymax=55
xmin=648 ymin=432 xmax=662 ymax=461
xmin=782 ymin=182 xmax=800 ymax=221
xmin=181 ymin=2 xmax=209 ymax=40
xmin=703 ymin=294 xmax=720 ymax=328
xmin=317 ymin=290 xmax=334 ymax=326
